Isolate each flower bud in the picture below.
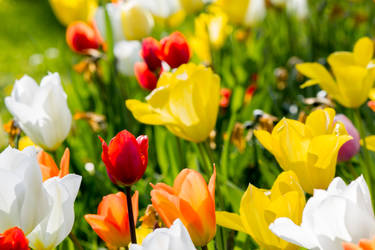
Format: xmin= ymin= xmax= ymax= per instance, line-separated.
xmin=334 ymin=114 xmax=360 ymax=162
xmin=134 ymin=62 xmax=159 ymax=91
xmin=161 ymin=31 xmax=191 ymax=68
xmin=0 ymin=227 xmax=29 ymax=250
xmin=99 ymin=130 xmax=148 ymax=186
xmin=66 ymin=21 xmax=100 ymax=54
xmin=141 ymin=37 xmax=162 ymax=71
xmin=121 ymin=2 xmax=154 ymax=40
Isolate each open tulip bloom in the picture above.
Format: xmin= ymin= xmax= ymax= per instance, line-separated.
xmin=4 ymin=73 xmax=72 ymax=151
xmin=269 ymin=175 xmax=375 ymax=250
xmin=254 ymin=108 xmax=352 ymax=194
xmin=0 ymin=146 xmax=81 ymax=250
xmin=297 ymin=37 xmax=375 ymax=108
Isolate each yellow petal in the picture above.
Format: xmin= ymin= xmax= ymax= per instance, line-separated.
xmin=327 ymin=52 xmax=355 ymax=68
xmin=305 ymin=108 xmax=335 ymax=136
xmin=353 ymin=37 xmax=374 ymax=67
xmin=296 ymin=63 xmax=338 ymax=97
xmin=360 ymin=136 xmax=375 ymax=152
xmin=216 ymin=211 xmax=246 ymax=233
xmin=254 ymin=130 xmax=273 ymax=153
xmin=125 ymin=99 xmax=174 ymax=125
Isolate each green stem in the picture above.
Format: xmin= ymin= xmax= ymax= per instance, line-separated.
xmin=354 ymin=108 xmax=374 ymax=198
xmin=69 ymin=232 xmax=83 ymax=250
xmin=197 ymin=143 xmax=211 ymax=175
xmin=203 ymin=140 xmax=215 ymax=165
xmin=220 ymin=112 xmax=237 ymax=181
xmin=125 ymin=186 xmax=137 ymax=244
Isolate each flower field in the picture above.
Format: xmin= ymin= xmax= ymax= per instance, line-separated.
xmin=1 ymin=0 xmax=375 ymax=249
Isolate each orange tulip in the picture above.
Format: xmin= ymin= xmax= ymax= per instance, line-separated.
xmin=85 ymin=191 xmax=139 ymax=248
xmin=37 ymin=148 xmax=70 ymax=181
xmin=343 ymin=237 xmax=375 ymax=250
xmin=150 ymin=167 xmax=216 ymax=246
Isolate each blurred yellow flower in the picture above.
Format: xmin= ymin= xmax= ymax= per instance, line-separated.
xmin=49 ymin=0 xmax=98 ymax=26
xmin=126 ymin=63 xmax=220 ymax=143
xmin=215 ymin=0 xmax=266 ymax=27
xmin=121 ymin=2 xmax=154 ymax=40
xmin=361 ymin=136 xmax=375 ymax=152
xmin=216 ymin=171 xmax=305 ymax=250
xmin=297 ymin=37 xmax=375 ymax=108
xmin=254 ymin=108 xmax=351 ymax=194
xmin=18 ymin=136 xmax=38 ymax=151
xmin=179 ymin=0 xmax=205 ymax=14
xmin=191 ymin=8 xmax=231 ymax=64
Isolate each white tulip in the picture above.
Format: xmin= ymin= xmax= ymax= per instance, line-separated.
xmin=94 ymin=3 xmax=125 ymax=43
xmin=5 ymin=73 xmax=72 ymax=151
xmin=129 ymin=219 xmax=196 ymax=250
xmin=0 ymin=146 xmax=50 ymax=235
xmin=114 ymin=40 xmax=142 ymax=76
xmin=28 ymin=174 xmax=82 ymax=250
xmin=269 ymin=175 xmax=375 ymax=250
xmin=0 ymin=146 xmax=82 ymax=250
xmin=244 ymin=0 xmax=266 ymax=27
xmin=286 ymin=0 xmax=308 ymax=20
xmin=131 ymin=0 xmax=181 ymax=18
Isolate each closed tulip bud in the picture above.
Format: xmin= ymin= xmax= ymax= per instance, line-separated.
xmin=134 ymin=62 xmax=159 ymax=90
xmin=141 ymin=37 xmax=162 ymax=71
xmin=151 ymin=167 xmax=216 ymax=246
xmin=334 ymin=114 xmax=360 ymax=162
xmin=66 ymin=21 xmax=100 ymax=54
xmin=161 ymin=31 xmax=191 ymax=68
xmin=121 ymin=2 xmax=154 ymax=41
xmin=0 ymin=227 xmax=29 ymax=250
xmin=100 ymin=130 xmax=148 ymax=186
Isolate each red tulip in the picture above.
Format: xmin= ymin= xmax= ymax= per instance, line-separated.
xmin=99 ymin=130 xmax=148 ymax=186
xmin=134 ymin=62 xmax=159 ymax=91
xmin=161 ymin=31 xmax=191 ymax=68
xmin=141 ymin=37 xmax=162 ymax=71
xmin=220 ymin=88 xmax=232 ymax=108
xmin=66 ymin=21 xmax=100 ymax=54
xmin=0 ymin=227 xmax=29 ymax=250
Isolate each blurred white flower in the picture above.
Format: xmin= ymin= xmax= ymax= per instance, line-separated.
xmin=28 ymin=174 xmax=82 ymax=250
xmin=114 ymin=40 xmax=142 ymax=76
xmin=94 ymin=1 xmax=154 ymax=42
xmin=270 ymin=175 xmax=375 ymax=250
xmin=131 ymin=0 xmax=181 ymax=19
xmin=0 ymin=146 xmax=81 ymax=250
xmin=5 ymin=73 xmax=72 ymax=151
xmin=244 ymin=0 xmax=266 ymax=26
xmin=286 ymin=0 xmax=308 ymax=19
xmin=129 ymin=219 xmax=196 ymax=250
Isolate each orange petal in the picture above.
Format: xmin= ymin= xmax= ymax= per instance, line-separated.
xmin=131 ymin=191 xmax=139 ymax=225
xmin=37 ymin=150 xmax=59 ymax=181
xmin=150 ymin=189 xmax=180 ymax=227
xmin=150 ymin=183 xmax=175 ymax=195
xmin=85 ymin=214 xmax=130 ymax=247
xmin=59 ymin=148 xmax=70 ymax=178
xmin=98 ymin=192 xmax=128 ymax=231
xmin=208 ymin=165 xmax=216 ymax=202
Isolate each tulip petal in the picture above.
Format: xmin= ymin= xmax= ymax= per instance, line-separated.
xmin=151 ymin=189 xmax=180 ymax=227
xmin=126 ymin=99 xmax=175 ymax=125
xmin=361 ymin=136 xmax=375 ymax=152
xmin=305 ymin=108 xmax=335 ymax=136
xmin=254 ymin=129 xmax=273 ymax=153
xmin=296 ymin=63 xmax=338 ymax=97
xmin=269 ymin=217 xmax=318 ymax=249
xmin=216 ymin=212 xmax=246 ymax=233
xmin=328 ymin=52 xmax=355 ymax=68
xmin=353 ymin=37 xmax=374 ymax=67
xmin=59 ymin=148 xmax=70 ymax=178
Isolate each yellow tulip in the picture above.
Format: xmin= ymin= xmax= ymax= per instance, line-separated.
xmin=121 ymin=2 xmax=154 ymax=41
xmin=215 ymin=0 xmax=266 ymax=27
xmin=126 ymin=63 xmax=220 ymax=143
xmin=191 ymin=8 xmax=231 ymax=64
xmin=48 ymin=0 xmax=98 ymax=26
xmin=216 ymin=171 xmax=305 ymax=250
xmin=179 ymin=0 xmax=205 ymax=14
xmin=254 ymin=108 xmax=352 ymax=194
xmin=297 ymin=37 xmax=375 ymax=108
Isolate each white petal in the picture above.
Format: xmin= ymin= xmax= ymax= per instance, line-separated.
xmin=244 ymin=0 xmax=266 ymax=26
xmin=114 ymin=40 xmax=142 ymax=76
xmin=269 ymin=217 xmax=319 ymax=249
